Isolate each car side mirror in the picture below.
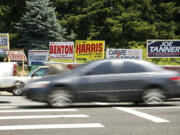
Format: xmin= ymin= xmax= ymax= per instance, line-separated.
xmin=31 ymin=73 xmax=38 ymax=78
xmin=31 ymin=74 xmax=34 ymax=78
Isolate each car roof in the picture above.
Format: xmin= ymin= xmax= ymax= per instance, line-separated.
xmin=95 ymin=59 xmax=147 ymax=63
xmin=38 ymin=66 xmax=49 ymax=68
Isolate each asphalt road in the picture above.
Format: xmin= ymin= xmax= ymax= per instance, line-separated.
xmin=0 ymin=93 xmax=180 ymax=135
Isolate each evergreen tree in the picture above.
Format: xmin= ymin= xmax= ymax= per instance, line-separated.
xmin=55 ymin=0 xmax=179 ymax=48
xmin=16 ymin=0 xmax=67 ymax=50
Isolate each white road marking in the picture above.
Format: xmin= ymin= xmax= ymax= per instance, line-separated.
xmin=114 ymin=107 xmax=170 ymax=123
xmin=0 ymin=106 xmax=16 ymax=109
xmin=0 ymin=109 xmax=77 ymax=113
xmin=93 ymin=102 xmax=110 ymax=105
xmin=0 ymin=103 xmax=45 ymax=106
xmin=133 ymin=106 xmax=180 ymax=110
xmin=0 ymin=114 xmax=89 ymax=120
xmin=94 ymin=102 xmax=180 ymax=110
xmin=0 ymin=123 xmax=104 ymax=130
xmin=0 ymin=92 xmax=12 ymax=95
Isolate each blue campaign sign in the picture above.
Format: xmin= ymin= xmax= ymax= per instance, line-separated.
xmin=147 ymin=40 xmax=180 ymax=58
xmin=0 ymin=33 xmax=8 ymax=46
xmin=0 ymin=37 xmax=7 ymax=46
xmin=31 ymin=61 xmax=45 ymax=66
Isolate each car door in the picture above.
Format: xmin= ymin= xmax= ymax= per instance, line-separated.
xmin=110 ymin=61 xmax=150 ymax=101
xmin=75 ymin=61 xmax=114 ymax=102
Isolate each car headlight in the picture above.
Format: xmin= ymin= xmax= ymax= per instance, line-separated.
xmin=25 ymin=81 xmax=50 ymax=88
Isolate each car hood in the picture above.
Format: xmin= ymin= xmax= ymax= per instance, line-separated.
xmin=28 ymin=71 xmax=76 ymax=83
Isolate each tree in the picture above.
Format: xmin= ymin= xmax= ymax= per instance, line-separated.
xmin=16 ymin=0 xmax=68 ymax=51
xmin=55 ymin=0 xmax=179 ymax=48
xmin=1 ymin=0 xmax=179 ymax=65
xmin=0 ymin=0 xmax=27 ymax=49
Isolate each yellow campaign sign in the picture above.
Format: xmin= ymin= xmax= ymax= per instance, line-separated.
xmin=75 ymin=40 xmax=105 ymax=60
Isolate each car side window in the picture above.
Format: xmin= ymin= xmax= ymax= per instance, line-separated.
xmin=86 ymin=62 xmax=112 ymax=75
xmin=33 ymin=68 xmax=50 ymax=77
xmin=115 ymin=61 xmax=146 ymax=73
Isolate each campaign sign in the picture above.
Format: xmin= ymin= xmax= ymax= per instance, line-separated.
xmin=28 ymin=50 xmax=49 ymax=66
xmin=0 ymin=33 xmax=8 ymax=46
xmin=0 ymin=33 xmax=9 ymax=55
xmin=106 ymin=49 xmax=142 ymax=59
xmin=7 ymin=51 xmax=27 ymax=61
xmin=0 ymin=48 xmax=7 ymax=56
xmin=49 ymin=42 xmax=74 ymax=59
xmin=147 ymin=40 xmax=180 ymax=58
xmin=75 ymin=40 xmax=105 ymax=60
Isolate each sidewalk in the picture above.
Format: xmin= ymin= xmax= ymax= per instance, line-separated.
xmin=0 ymin=91 xmax=12 ymax=96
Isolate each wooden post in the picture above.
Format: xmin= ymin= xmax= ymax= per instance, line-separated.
xmin=73 ymin=45 xmax=76 ymax=63
xmin=19 ymin=49 xmax=27 ymax=76
xmin=73 ymin=57 xmax=76 ymax=63
xmin=22 ymin=49 xmax=24 ymax=72
xmin=7 ymin=33 xmax=10 ymax=62
xmin=7 ymin=51 xmax=10 ymax=62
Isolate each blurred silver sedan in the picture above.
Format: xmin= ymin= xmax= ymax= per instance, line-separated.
xmin=23 ymin=59 xmax=180 ymax=107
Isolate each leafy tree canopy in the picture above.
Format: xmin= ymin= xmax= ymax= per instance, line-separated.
xmin=0 ymin=0 xmax=179 ymax=64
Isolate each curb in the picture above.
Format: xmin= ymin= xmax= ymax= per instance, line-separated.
xmin=0 ymin=92 xmax=12 ymax=96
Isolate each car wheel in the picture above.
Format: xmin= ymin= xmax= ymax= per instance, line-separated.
xmin=48 ymin=88 xmax=73 ymax=107
xmin=133 ymin=101 xmax=142 ymax=105
xmin=12 ymin=82 xmax=24 ymax=96
xmin=142 ymin=88 xmax=166 ymax=105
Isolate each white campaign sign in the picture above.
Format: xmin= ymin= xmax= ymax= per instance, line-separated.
xmin=28 ymin=50 xmax=49 ymax=66
xmin=106 ymin=49 xmax=142 ymax=59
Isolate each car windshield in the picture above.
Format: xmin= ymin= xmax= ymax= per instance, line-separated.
xmin=25 ymin=67 xmax=39 ymax=77
xmin=67 ymin=61 xmax=95 ymax=74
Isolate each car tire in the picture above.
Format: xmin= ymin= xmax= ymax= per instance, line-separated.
xmin=133 ymin=101 xmax=142 ymax=105
xmin=48 ymin=88 xmax=73 ymax=108
xmin=12 ymin=82 xmax=24 ymax=96
xmin=142 ymin=88 xmax=166 ymax=105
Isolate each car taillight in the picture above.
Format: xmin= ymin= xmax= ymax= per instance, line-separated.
xmin=169 ymin=77 xmax=180 ymax=81
xmin=13 ymin=64 xmax=17 ymax=76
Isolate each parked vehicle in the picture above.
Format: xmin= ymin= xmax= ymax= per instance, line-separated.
xmin=0 ymin=62 xmax=17 ymax=77
xmin=13 ymin=66 xmax=51 ymax=95
xmin=23 ymin=59 xmax=180 ymax=107
xmin=0 ymin=62 xmax=81 ymax=96
xmin=0 ymin=62 xmax=18 ymax=94
xmin=0 ymin=65 xmax=50 ymax=96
